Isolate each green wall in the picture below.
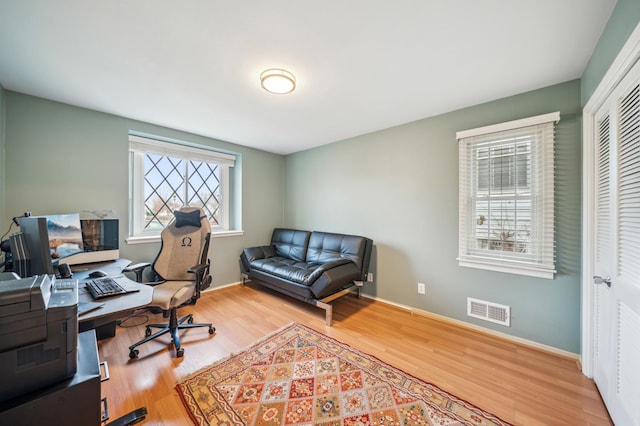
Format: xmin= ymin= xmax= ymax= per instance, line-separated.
xmin=0 ymin=85 xmax=5 ymax=228
xmin=285 ymin=80 xmax=582 ymax=352
xmin=3 ymin=92 xmax=284 ymax=286
xmin=1 ymin=2 xmax=637 ymax=354
xmin=581 ymin=0 xmax=640 ymax=104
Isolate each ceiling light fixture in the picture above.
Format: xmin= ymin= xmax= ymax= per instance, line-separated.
xmin=260 ymin=68 xmax=296 ymax=94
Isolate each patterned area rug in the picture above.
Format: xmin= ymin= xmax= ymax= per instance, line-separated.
xmin=176 ymin=323 xmax=511 ymax=425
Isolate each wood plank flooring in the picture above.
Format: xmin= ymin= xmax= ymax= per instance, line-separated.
xmin=98 ymin=282 xmax=612 ymax=425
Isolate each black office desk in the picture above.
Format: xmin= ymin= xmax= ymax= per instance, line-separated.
xmin=73 ymin=259 xmax=153 ymax=339
xmin=72 ymin=260 xmax=151 ymax=424
xmin=71 ymin=259 xmax=153 ymax=426
xmin=0 ymin=261 xmax=150 ymax=425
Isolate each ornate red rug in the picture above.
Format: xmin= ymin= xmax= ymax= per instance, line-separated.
xmin=176 ymin=323 xmax=511 ymax=425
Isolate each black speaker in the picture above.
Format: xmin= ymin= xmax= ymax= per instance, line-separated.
xmin=58 ymin=262 xmax=72 ymax=279
xmin=9 ymin=233 xmax=30 ymax=277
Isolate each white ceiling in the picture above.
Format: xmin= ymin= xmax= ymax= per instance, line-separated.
xmin=0 ymin=1 xmax=616 ymax=155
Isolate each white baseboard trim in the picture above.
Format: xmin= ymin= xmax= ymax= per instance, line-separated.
xmin=206 ymin=283 xmax=579 ymax=361
xmin=203 ymin=281 xmax=243 ymax=293
xmin=360 ymin=293 xmax=580 ymax=361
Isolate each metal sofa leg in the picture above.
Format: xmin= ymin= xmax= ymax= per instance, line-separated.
xmin=325 ymin=304 xmax=333 ymax=326
xmin=316 ymin=300 xmax=333 ymax=326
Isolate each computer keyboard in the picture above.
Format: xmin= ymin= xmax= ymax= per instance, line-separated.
xmin=85 ymin=277 xmax=127 ymax=299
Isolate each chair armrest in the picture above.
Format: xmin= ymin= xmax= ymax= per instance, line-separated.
xmin=188 ymin=263 xmax=211 ymax=291
xmin=188 ymin=263 xmax=209 ymax=275
xmin=123 ymin=262 xmax=151 ymax=283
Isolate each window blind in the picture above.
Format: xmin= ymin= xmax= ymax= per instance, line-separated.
xmin=129 ymin=135 xmax=236 ymax=167
xmin=457 ymin=112 xmax=559 ymax=279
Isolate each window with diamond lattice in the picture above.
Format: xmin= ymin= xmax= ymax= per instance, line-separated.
xmin=129 ymin=136 xmax=236 ymax=237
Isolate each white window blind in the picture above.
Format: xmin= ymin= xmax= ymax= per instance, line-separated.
xmin=457 ymin=112 xmax=559 ymax=279
xmin=129 ymin=136 xmax=236 ymax=167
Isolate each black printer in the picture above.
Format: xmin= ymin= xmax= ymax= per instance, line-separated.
xmin=0 ymin=274 xmax=78 ymax=402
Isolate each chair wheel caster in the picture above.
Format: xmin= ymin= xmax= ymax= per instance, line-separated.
xmin=208 ymin=326 xmax=215 ymax=334
xmin=176 ymin=348 xmax=184 ymax=357
xmin=145 ymin=327 xmax=152 ymax=337
xmin=129 ymin=349 xmax=139 ymax=359
xmin=187 ymin=316 xmax=193 ymax=324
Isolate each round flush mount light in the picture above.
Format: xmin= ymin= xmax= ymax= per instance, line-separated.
xmin=260 ymin=68 xmax=296 ymax=94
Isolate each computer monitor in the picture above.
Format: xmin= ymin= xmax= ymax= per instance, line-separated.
xmin=46 ymin=213 xmax=84 ymax=260
xmin=61 ymin=218 xmax=120 ymax=264
xmin=81 ymin=219 xmax=118 ymax=252
xmin=19 ymin=213 xmax=84 ymax=276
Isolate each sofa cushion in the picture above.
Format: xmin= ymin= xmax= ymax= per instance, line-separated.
xmin=248 ymin=270 xmax=316 ymax=301
xmin=248 ymin=256 xmax=352 ymax=286
xmin=271 ymin=228 xmax=311 ymax=263
xmin=249 ymin=256 xmax=310 ymax=283
xmin=249 ymin=256 xmax=312 ymax=283
xmin=306 ymin=231 xmax=371 ymax=273
xmin=249 ymin=261 xmax=360 ymax=300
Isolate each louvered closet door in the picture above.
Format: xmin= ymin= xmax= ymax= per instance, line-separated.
xmin=593 ymin=58 xmax=640 ymax=425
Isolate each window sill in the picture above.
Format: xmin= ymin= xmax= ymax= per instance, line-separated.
xmin=126 ymin=229 xmax=244 ymax=245
xmin=458 ymin=257 xmax=555 ymax=279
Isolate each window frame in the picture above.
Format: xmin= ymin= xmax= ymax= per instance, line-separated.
xmin=457 ymin=112 xmax=559 ymax=279
xmin=128 ymin=135 xmax=236 ymax=241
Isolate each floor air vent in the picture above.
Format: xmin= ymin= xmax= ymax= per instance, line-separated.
xmin=467 ymin=298 xmax=510 ymax=326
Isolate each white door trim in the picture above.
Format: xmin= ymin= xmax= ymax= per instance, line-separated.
xmin=581 ymin=21 xmax=640 ymax=378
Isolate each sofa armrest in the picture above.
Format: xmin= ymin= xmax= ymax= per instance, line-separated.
xmin=309 ymin=262 xmax=359 ymax=299
xmin=240 ymin=245 xmax=276 ymax=273
xmin=304 ymin=259 xmax=352 ymax=284
xmin=308 ymin=260 xmax=361 ymax=298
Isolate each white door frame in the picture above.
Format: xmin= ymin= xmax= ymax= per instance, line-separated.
xmin=581 ymin=21 xmax=640 ymax=378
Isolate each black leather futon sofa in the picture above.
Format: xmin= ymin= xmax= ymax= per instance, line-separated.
xmin=240 ymin=228 xmax=373 ymax=325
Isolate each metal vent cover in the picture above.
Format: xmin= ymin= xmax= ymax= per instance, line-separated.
xmin=467 ymin=297 xmax=511 ymax=326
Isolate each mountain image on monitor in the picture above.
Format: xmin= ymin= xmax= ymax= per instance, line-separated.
xmin=46 ymin=214 xmax=84 ymax=259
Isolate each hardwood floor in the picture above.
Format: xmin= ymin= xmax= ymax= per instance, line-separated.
xmin=98 ymin=283 xmax=612 ymax=425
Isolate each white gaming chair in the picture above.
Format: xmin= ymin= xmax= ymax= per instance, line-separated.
xmin=125 ymin=207 xmax=215 ymax=358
